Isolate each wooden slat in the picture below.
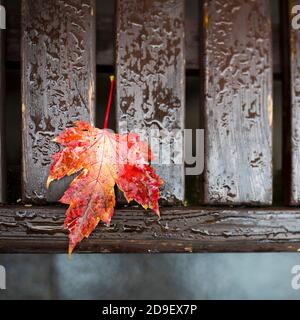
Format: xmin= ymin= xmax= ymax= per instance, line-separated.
xmin=288 ymin=0 xmax=300 ymax=204
xmin=1 ymin=205 xmax=300 ymax=253
xmin=203 ymin=0 xmax=273 ymax=205
xmin=0 ymin=0 xmax=5 ymax=202
xmin=5 ymin=2 xmax=282 ymax=74
xmin=116 ymin=0 xmax=185 ymax=204
xmin=21 ymin=0 xmax=96 ymax=203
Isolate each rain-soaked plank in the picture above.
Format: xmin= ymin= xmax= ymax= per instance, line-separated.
xmin=5 ymin=2 xmax=282 ymax=74
xmin=116 ymin=0 xmax=185 ymax=204
xmin=1 ymin=206 xmax=300 ymax=253
xmin=203 ymin=0 xmax=273 ymax=204
xmin=288 ymin=0 xmax=300 ymax=204
xmin=21 ymin=0 xmax=96 ymax=203
xmin=0 ymin=0 xmax=5 ymax=202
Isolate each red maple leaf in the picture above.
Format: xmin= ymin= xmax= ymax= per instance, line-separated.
xmin=47 ymin=77 xmax=163 ymax=254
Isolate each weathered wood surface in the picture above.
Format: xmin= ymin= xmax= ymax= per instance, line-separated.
xmin=5 ymin=2 xmax=281 ymax=73
xmin=1 ymin=205 xmax=300 ymax=253
xmin=203 ymin=0 xmax=273 ymax=205
xmin=288 ymin=0 xmax=300 ymax=204
xmin=116 ymin=0 xmax=185 ymax=204
xmin=0 ymin=0 xmax=5 ymax=203
xmin=21 ymin=0 xmax=96 ymax=203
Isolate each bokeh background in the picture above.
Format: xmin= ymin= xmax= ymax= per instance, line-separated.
xmin=0 ymin=253 xmax=300 ymax=299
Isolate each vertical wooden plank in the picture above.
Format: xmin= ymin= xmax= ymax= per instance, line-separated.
xmin=116 ymin=0 xmax=185 ymax=204
xmin=203 ymin=0 xmax=273 ymax=205
xmin=21 ymin=0 xmax=96 ymax=203
xmin=0 ymin=0 xmax=5 ymax=202
xmin=288 ymin=0 xmax=300 ymax=204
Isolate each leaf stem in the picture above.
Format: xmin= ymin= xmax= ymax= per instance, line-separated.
xmin=103 ymin=75 xmax=115 ymax=129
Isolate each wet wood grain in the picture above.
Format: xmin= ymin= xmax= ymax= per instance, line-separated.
xmin=203 ymin=0 xmax=273 ymax=205
xmin=0 ymin=0 xmax=5 ymax=202
xmin=116 ymin=0 xmax=185 ymax=204
xmin=1 ymin=205 xmax=300 ymax=253
xmin=21 ymin=0 xmax=96 ymax=203
xmin=288 ymin=0 xmax=300 ymax=204
xmin=5 ymin=2 xmax=281 ymax=74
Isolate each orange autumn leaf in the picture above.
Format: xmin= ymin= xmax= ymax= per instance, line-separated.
xmin=47 ymin=121 xmax=163 ymax=254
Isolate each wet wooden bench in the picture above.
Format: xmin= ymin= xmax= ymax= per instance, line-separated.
xmin=1 ymin=0 xmax=300 ymax=253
